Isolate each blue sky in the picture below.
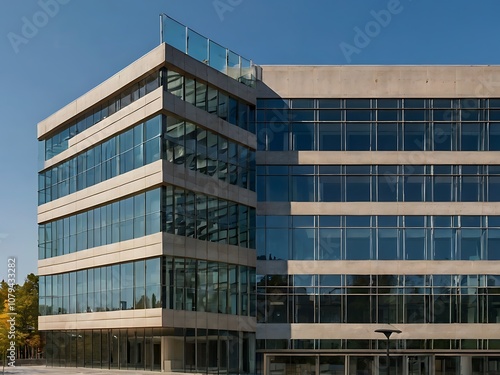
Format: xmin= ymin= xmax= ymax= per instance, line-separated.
xmin=1 ymin=0 xmax=500 ymax=281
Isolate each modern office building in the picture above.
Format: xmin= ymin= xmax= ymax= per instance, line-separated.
xmin=37 ymin=15 xmax=257 ymax=374
xmin=38 ymin=14 xmax=500 ymax=375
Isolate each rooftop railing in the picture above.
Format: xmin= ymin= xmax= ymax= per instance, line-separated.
xmin=160 ymin=14 xmax=258 ymax=88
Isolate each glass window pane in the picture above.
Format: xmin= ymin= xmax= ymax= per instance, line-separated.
xmin=346 ymin=123 xmax=371 ymax=151
xmin=433 ymin=123 xmax=453 ymax=151
xmin=489 ymin=123 xmax=500 ymax=150
xmin=266 ymin=176 xmax=288 ymax=202
xmin=461 ymin=123 xmax=483 ymax=151
xmin=291 ymin=176 xmax=314 ymax=201
xmin=378 ymin=166 xmax=399 ymax=201
xmin=462 ymin=175 xmax=481 ymax=202
xmin=378 ymin=228 xmax=398 ymax=260
xmin=167 ymin=70 xmax=184 ymax=99
xmin=377 ymin=123 xmax=399 ymax=150
xmin=489 ymin=176 xmax=500 ymax=201
xmin=404 ymin=123 xmax=427 ymax=150
xmin=433 ymin=175 xmax=453 ymax=202
xmin=434 ymin=229 xmax=454 ymax=260
xmin=345 ymin=228 xmax=371 ymax=260
xmin=266 ymin=229 xmax=289 ymax=260
xmin=319 ymin=123 xmax=342 ymax=151
xmin=266 ymin=123 xmax=289 ymax=151
xmin=292 ymin=228 xmax=315 ymax=260
xmin=291 ymin=123 xmax=314 ymax=150
xmin=319 ymin=176 xmax=342 ymax=202
xmin=319 ymin=110 xmax=341 ymax=121
xmin=346 ymin=176 xmax=370 ymax=202
xmin=404 ymin=175 xmax=425 ymax=202
xmin=488 ymin=229 xmax=500 ymax=260
xmin=404 ymin=229 xmax=426 ymax=260
xmin=460 ymin=229 xmax=483 ymax=260
xmin=185 ymin=78 xmax=196 ymax=105
xmin=319 ymin=228 xmax=341 ymax=260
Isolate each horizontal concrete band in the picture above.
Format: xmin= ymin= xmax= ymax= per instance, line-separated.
xmin=258 ymin=65 xmax=500 ymax=99
xmin=39 ymin=309 xmax=255 ymax=332
xmin=38 ymin=232 xmax=256 ymax=276
xmin=256 ymin=323 xmax=500 ymax=340
xmin=38 ymin=159 xmax=256 ymax=224
xmin=257 ymin=202 xmax=500 ymax=216
xmin=256 ymin=260 xmax=500 ymax=276
xmin=42 ymin=88 xmax=256 ymax=173
xmin=256 ymin=151 xmax=500 ymax=166
xmin=39 ymin=43 xmax=256 ymax=138
xmin=42 ymin=87 xmax=164 ymax=170
xmin=37 ymin=232 xmax=163 ymax=276
xmin=38 ymin=160 xmax=164 ymax=223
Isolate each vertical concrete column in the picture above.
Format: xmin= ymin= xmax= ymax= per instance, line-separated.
xmin=460 ymin=356 xmax=472 ymax=375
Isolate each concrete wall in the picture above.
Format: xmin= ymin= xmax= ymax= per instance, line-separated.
xmin=258 ymin=65 xmax=500 ymax=99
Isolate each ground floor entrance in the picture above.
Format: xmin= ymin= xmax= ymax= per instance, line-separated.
xmin=264 ymin=354 xmax=500 ymax=375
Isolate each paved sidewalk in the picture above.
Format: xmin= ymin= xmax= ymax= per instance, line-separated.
xmin=1 ymin=365 xmax=161 ymax=374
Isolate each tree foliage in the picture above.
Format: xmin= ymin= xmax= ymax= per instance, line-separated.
xmin=0 ymin=273 xmax=41 ymax=359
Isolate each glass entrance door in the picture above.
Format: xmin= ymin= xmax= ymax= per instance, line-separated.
xmin=407 ymin=356 xmax=431 ymax=375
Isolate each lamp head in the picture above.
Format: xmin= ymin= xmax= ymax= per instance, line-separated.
xmin=375 ymin=328 xmax=402 ymax=339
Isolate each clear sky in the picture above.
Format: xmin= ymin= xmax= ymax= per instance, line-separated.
xmin=1 ymin=0 xmax=500 ymax=282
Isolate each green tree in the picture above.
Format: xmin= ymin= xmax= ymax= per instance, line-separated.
xmin=0 ymin=302 xmax=13 ymax=373
xmin=0 ymin=274 xmax=41 ymax=361
xmin=15 ymin=274 xmax=40 ymax=359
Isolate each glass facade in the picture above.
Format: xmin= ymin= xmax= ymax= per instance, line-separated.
xmin=165 ymin=257 xmax=255 ymax=317
xmin=41 ymin=68 xmax=255 ymax=163
xmin=38 ymin=189 xmax=161 ymax=259
xmin=165 ymin=186 xmax=256 ymax=248
xmin=261 ymin=354 xmax=500 ymax=375
xmin=39 ymin=186 xmax=255 ymax=260
xmin=39 ymin=113 xmax=255 ymax=205
xmin=165 ymin=115 xmax=255 ymax=192
xmin=45 ymin=328 xmax=255 ymax=373
xmin=257 ymin=98 xmax=500 ymax=152
xmin=258 ymin=165 xmax=500 ymax=202
xmin=39 ymin=256 xmax=256 ymax=318
xmin=39 ymin=257 xmax=162 ymax=315
xmin=257 ymin=215 xmax=500 ymax=261
xmin=39 ymin=116 xmax=162 ymax=204
xmin=256 ymin=273 xmax=500 ymax=324
xmin=255 ymin=96 xmax=500 ymax=374
xmin=165 ymin=69 xmax=256 ymax=133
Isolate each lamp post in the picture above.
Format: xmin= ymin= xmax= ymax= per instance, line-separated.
xmin=375 ymin=328 xmax=401 ymax=375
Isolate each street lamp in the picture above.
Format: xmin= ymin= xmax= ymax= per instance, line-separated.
xmin=375 ymin=328 xmax=401 ymax=375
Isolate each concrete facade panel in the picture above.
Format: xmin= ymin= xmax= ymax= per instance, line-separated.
xmin=257 ymin=151 xmax=500 ymax=165
xmin=259 ymin=65 xmax=500 ymax=99
xmin=38 ymin=233 xmax=163 ymax=275
xmin=257 ymin=202 xmax=500 ymax=216
xmin=257 ymin=323 xmax=500 ymax=340
xmin=256 ymin=260 xmax=500 ymax=276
